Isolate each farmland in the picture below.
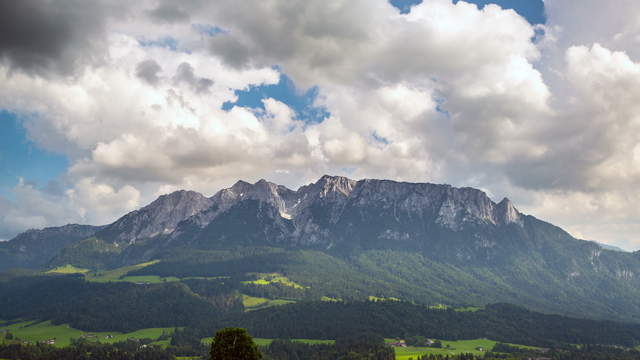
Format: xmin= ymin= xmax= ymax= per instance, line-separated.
xmin=391 ymin=339 xmax=496 ymax=359
xmin=0 ymin=320 xmax=175 ymax=348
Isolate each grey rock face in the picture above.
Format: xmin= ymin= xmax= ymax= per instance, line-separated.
xmin=4 ymin=176 xmax=529 ymax=266
xmin=167 ymin=175 xmax=525 ymax=253
xmin=95 ymin=190 xmax=213 ymax=243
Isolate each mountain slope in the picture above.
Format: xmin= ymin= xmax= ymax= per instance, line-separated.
xmin=0 ymin=224 xmax=102 ymax=271
xmin=5 ymin=175 xmax=640 ymax=322
xmin=94 ymin=190 xmax=213 ymax=244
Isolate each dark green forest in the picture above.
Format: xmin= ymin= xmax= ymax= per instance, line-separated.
xmin=0 ymin=275 xmax=226 ymax=332
xmin=2 ymin=340 xmax=640 ymax=360
xmin=184 ymin=302 xmax=640 ymax=348
xmin=4 ymin=274 xmax=640 ymax=348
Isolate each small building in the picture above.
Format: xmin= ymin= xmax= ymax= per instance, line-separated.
xmin=389 ymin=340 xmax=407 ymax=347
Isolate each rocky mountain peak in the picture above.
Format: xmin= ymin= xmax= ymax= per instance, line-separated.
xmin=314 ymin=175 xmax=357 ymax=197
xmin=229 ymin=180 xmax=253 ymax=194
xmin=114 ymin=176 xmax=530 ymax=250
xmin=96 ymin=190 xmax=213 ymax=243
xmin=153 ymin=190 xmax=208 ymax=206
xmin=436 ymin=189 xmax=523 ymax=230
xmin=495 ymin=197 xmax=522 ymax=225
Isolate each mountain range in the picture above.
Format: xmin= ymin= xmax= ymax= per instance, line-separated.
xmin=3 ymin=175 xmax=640 ymax=322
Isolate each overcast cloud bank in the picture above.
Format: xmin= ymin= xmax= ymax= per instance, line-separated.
xmin=1 ymin=0 xmax=639 ymax=250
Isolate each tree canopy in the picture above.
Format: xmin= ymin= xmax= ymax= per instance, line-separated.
xmin=210 ymin=327 xmax=262 ymax=360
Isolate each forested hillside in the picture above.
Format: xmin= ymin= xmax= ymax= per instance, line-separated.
xmin=4 ymin=274 xmax=640 ymax=349
xmin=4 ymin=176 xmax=640 ymax=323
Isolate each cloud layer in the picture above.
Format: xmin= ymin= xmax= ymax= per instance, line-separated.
xmin=1 ymin=0 xmax=639 ymax=249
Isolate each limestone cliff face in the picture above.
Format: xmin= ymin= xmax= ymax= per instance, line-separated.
xmin=95 ymin=190 xmax=213 ymax=243
xmin=2 ymin=175 xmax=529 ymax=263
xmin=164 ymin=175 xmax=525 ymax=257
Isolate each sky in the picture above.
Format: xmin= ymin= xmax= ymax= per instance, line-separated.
xmin=1 ymin=0 xmax=640 ymax=251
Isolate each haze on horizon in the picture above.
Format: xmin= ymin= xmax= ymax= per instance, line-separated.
xmin=1 ymin=0 xmax=639 ymax=251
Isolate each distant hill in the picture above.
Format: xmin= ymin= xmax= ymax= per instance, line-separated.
xmin=3 ymin=175 xmax=640 ymax=322
xmin=595 ymin=241 xmax=627 ymax=252
xmin=0 ymin=224 xmax=102 ymax=270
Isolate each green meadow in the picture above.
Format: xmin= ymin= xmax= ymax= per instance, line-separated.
xmin=45 ymin=261 xmax=181 ymax=284
xmin=48 ymin=261 xmax=218 ymax=284
xmin=389 ymin=339 xmax=496 ymax=359
xmin=241 ymin=294 xmax=295 ymax=311
xmin=390 ymin=338 xmax=542 ymax=360
xmin=85 ymin=260 xmax=168 ymax=283
xmin=45 ymin=264 xmax=89 ymax=275
xmin=242 ymin=273 xmax=305 ymax=289
xmin=0 ymin=320 xmax=175 ymax=348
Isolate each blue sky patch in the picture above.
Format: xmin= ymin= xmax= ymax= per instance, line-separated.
xmin=389 ymin=0 xmax=423 ymax=14
xmin=192 ymin=23 xmax=226 ymax=37
xmin=223 ymin=74 xmax=330 ymax=125
xmin=390 ymin=0 xmax=546 ymax=25
xmin=138 ymin=36 xmax=179 ymax=51
xmin=0 ymin=111 xmax=68 ymax=199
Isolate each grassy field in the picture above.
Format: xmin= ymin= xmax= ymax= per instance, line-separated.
xmin=241 ymin=295 xmax=295 ymax=311
xmin=45 ymin=264 xmax=89 ymax=274
xmin=47 ymin=261 xmax=191 ymax=284
xmin=0 ymin=320 xmax=175 ymax=347
xmin=85 ymin=260 xmax=161 ymax=282
xmin=453 ymin=306 xmax=483 ymax=312
xmin=427 ymin=303 xmax=449 ymax=310
xmin=368 ymin=296 xmax=400 ymax=302
xmin=320 ymin=296 xmax=342 ymax=302
xmin=390 ymin=339 xmax=497 ymax=359
xmin=242 ymin=273 xmax=305 ymax=289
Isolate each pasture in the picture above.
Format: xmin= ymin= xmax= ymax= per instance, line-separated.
xmin=242 ymin=273 xmax=305 ymax=289
xmin=45 ymin=265 xmax=89 ymax=274
xmin=241 ymin=294 xmax=295 ymax=311
xmin=0 ymin=320 xmax=175 ymax=348
xmin=391 ymin=338 xmax=497 ymax=359
xmin=84 ymin=260 xmax=162 ymax=282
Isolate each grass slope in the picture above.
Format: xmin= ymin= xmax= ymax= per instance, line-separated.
xmin=84 ymin=261 xmax=199 ymax=284
xmin=45 ymin=265 xmax=89 ymax=274
xmin=241 ymin=295 xmax=295 ymax=311
xmin=242 ymin=273 xmax=305 ymax=289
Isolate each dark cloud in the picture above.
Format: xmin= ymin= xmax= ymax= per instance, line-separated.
xmin=209 ymin=35 xmax=252 ymax=69
xmin=147 ymin=3 xmax=191 ymax=24
xmin=173 ymin=62 xmax=214 ymax=93
xmin=136 ymin=59 xmax=163 ymax=86
xmin=0 ymin=0 xmax=111 ymax=76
